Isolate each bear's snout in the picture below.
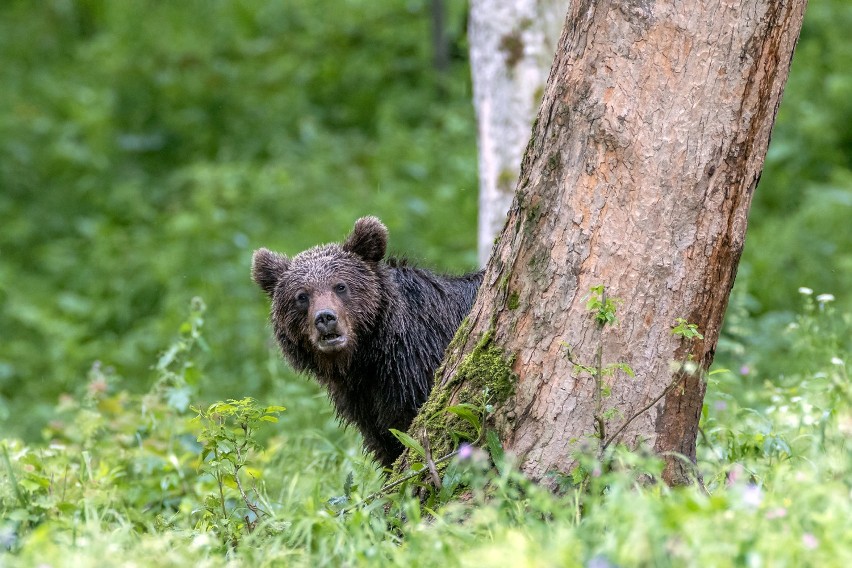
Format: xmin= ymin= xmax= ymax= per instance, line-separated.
xmin=312 ymin=306 xmax=348 ymax=353
xmin=314 ymin=309 xmax=338 ymax=334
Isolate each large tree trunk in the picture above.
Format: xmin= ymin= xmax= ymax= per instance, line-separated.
xmin=470 ymin=0 xmax=568 ymax=266
xmin=407 ymin=0 xmax=807 ymax=486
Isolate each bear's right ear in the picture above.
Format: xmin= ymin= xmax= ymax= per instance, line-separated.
xmin=343 ymin=216 xmax=388 ymax=263
xmin=251 ymin=248 xmax=290 ymax=297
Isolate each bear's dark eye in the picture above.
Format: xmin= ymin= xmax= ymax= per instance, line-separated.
xmin=295 ymin=291 xmax=309 ymax=304
xmin=334 ymin=283 xmax=347 ymax=294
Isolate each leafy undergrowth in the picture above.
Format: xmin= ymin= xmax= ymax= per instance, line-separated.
xmin=1 ymin=295 xmax=850 ymax=568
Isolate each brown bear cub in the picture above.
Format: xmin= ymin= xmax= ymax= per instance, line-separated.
xmin=252 ymin=217 xmax=483 ymax=466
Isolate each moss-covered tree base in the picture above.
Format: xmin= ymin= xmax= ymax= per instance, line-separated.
xmin=392 ymin=320 xmax=517 ymax=476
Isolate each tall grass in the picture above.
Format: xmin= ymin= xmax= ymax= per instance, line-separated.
xmin=1 ymin=292 xmax=849 ymax=566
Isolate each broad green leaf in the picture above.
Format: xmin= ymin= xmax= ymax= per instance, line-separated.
xmin=389 ymin=429 xmax=425 ymax=458
xmin=445 ymin=404 xmax=481 ymax=431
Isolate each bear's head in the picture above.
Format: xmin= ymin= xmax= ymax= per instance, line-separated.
xmin=252 ymin=217 xmax=388 ymax=364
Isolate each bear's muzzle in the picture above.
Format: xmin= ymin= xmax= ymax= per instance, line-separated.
xmin=314 ymin=309 xmax=348 ymax=352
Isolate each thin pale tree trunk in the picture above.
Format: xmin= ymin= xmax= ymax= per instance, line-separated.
xmin=408 ymin=0 xmax=808 ymax=486
xmin=470 ymin=0 xmax=568 ymax=266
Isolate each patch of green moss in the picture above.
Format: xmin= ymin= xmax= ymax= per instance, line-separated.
xmin=447 ymin=316 xmax=472 ymax=353
xmin=546 ymin=152 xmax=560 ymax=172
xmin=498 ymin=274 xmax=510 ymax=293
xmin=497 ymin=168 xmax=517 ymax=193
xmin=507 ymin=291 xmax=520 ymax=310
xmin=402 ymin=327 xmax=518 ymax=468
xmin=498 ymin=31 xmax=524 ymax=68
xmin=456 ymin=329 xmax=517 ymax=403
xmin=524 ymin=200 xmax=542 ymax=227
xmin=430 ymin=316 xmax=472 ymax=384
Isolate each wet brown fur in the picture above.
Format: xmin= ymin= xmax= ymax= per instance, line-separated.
xmin=252 ymin=217 xmax=483 ymax=466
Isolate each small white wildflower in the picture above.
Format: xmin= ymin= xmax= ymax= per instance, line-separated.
xmin=190 ymin=533 xmax=214 ymax=551
xmin=831 ymin=357 xmax=844 ymax=366
xmin=741 ymin=484 xmax=763 ymax=507
xmin=798 ymin=287 xmax=813 ymax=295
xmin=816 ymin=293 xmax=835 ymax=303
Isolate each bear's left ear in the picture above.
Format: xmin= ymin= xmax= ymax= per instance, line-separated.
xmin=252 ymin=248 xmax=290 ymax=297
xmin=343 ymin=216 xmax=387 ymax=263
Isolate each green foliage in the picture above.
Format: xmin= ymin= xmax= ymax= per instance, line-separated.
xmin=738 ymin=0 xmax=852 ymax=317
xmin=445 ymin=402 xmax=484 ymax=434
xmin=672 ymin=318 xmax=704 ymax=340
xmin=435 ymin=393 xmax=491 ymax=451
xmin=586 ymin=284 xmax=621 ymax=327
xmin=717 ymin=285 xmax=851 ymax=413
xmin=3 ymin=298 xmax=850 ymax=566
xmin=193 ymin=398 xmax=284 ymax=545
xmin=0 ymin=0 xmax=477 ymax=438
xmin=0 ymin=300 xmax=290 ymax=556
xmin=0 ymin=290 xmax=849 ymax=567
xmin=388 ymin=429 xmax=426 ymax=460
xmin=565 ymin=286 xmax=638 ymax=446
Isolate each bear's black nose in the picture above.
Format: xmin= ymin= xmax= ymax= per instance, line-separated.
xmin=314 ymin=310 xmax=338 ymax=333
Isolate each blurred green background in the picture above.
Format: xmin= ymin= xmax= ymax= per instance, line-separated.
xmin=1 ymin=0 xmax=849 ymax=440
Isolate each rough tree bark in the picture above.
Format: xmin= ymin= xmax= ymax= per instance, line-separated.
xmin=405 ymin=0 xmax=808 ymax=486
xmin=470 ymin=0 xmax=568 ymax=266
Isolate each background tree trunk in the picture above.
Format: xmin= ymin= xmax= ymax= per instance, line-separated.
xmin=408 ymin=0 xmax=807 ymax=486
xmin=470 ymin=0 xmax=568 ymax=266
xmin=430 ymin=0 xmax=450 ymax=75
